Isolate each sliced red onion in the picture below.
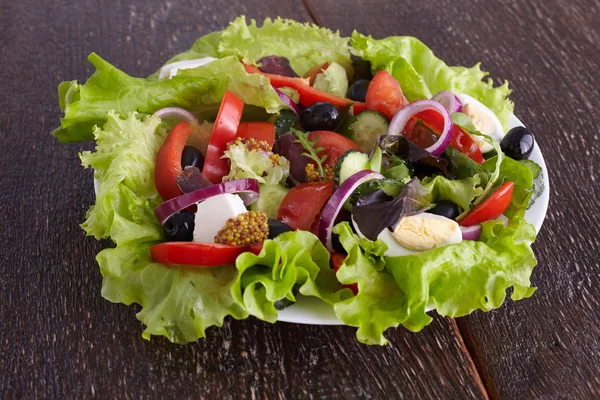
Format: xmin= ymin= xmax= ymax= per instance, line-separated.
xmin=153 ymin=107 xmax=200 ymax=125
xmin=497 ymin=214 xmax=509 ymax=226
xmin=387 ymin=99 xmax=453 ymax=156
xmin=460 ymin=224 xmax=482 ymax=241
xmin=317 ymin=170 xmax=384 ymax=251
xmin=273 ymin=87 xmax=301 ymax=117
xmin=432 ymin=90 xmax=463 ymax=113
xmin=154 ymin=179 xmax=259 ymax=224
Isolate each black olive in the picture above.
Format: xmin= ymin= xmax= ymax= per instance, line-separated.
xmin=181 ymin=145 xmax=204 ymax=169
xmin=164 ymin=211 xmax=195 ymax=241
xmin=347 ymin=79 xmax=370 ymax=102
xmin=267 ymin=219 xmax=293 ymax=239
xmin=429 ymin=201 xmax=460 ymax=220
xmin=500 ymin=127 xmax=535 ymax=160
xmin=299 ymin=102 xmax=342 ymax=132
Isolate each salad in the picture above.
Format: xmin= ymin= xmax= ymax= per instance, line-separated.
xmin=54 ymin=16 xmax=543 ymax=345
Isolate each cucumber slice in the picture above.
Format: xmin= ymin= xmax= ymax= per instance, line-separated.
xmin=370 ymin=146 xmax=383 ymax=173
xmin=338 ymin=110 xmax=389 ymax=153
xmin=250 ymin=184 xmax=290 ymax=219
xmin=334 ymin=150 xmax=371 ymax=186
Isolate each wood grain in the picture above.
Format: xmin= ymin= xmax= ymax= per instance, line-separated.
xmin=310 ymin=0 xmax=600 ymax=398
xmin=0 ymin=0 xmax=492 ymax=398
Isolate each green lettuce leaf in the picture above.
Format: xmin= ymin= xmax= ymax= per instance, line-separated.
xmin=351 ymin=32 xmax=514 ymax=128
xmin=232 ymin=230 xmax=349 ymax=322
xmin=221 ymin=140 xmax=290 ymax=185
xmin=313 ymin=62 xmax=349 ymax=97
xmin=332 ymin=222 xmax=409 ymax=345
xmin=385 ymin=216 xmax=537 ymax=331
xmin=54 ymin=54 xmax=282 ymax=143
xmin=421 ymin=175 xmax=483 ymax=212
xmin=218 ymin=16 xmax=353 ymax=76
xmin=81 ymin=112 xmax=247 ymax=343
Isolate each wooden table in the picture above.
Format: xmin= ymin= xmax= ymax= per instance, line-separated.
xmin=1 ymin=0 xmax=599 ymax=398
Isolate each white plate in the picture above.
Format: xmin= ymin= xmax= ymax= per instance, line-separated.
xmin=93 ymin=115 xmax=549 ymax=326
xmin=277 ymin=114 xmax=550 ymax=325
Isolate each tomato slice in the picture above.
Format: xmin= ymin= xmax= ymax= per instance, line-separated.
xmin=243 ymin=64 xmax=366 ymax=114
xmin=236 ymin=122 xmax=276 ymax=146
xmin=308 ymin=130 xmax=361 ymax=167
xmin=460 ymin=182 xmax=514 ymax=226
xmin=330 ymin=252 xmax=358 ymax=294
xmin=150 ymin=242 xmax=250 ymax=266
xmin=416 ymin=109 xmax=484 ymax=163
xmin=304 ymin=62 xmax=329 ymax=86
xmin=202 ymin=91 xmax=245 ymax=183
xmin=277 ymin=181 xmax=335 ymax=231
xmin=154 ymin=121 xmax=192 ymax=201
xmin=365 ymin=71 xmax=409 ymax=119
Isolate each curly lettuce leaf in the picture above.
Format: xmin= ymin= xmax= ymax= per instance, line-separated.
xmin=386 ymin=216 xmax=537 ymax=331
xmin=54 ymin=54 xmax=282 ymax=143
xmin=81 ymin=112 xmax=247 ymax=343
xmin=351 ymin=32 xmax=514 ymax=128
xmin=218 ymin=16 xmax=353 ymax=76
xmin=313 ymin=62 xmax=349 ymax=97
xmin=421 ymin=175 xmax=483 ymax=212
xmin=232 ymin=231 xmax=349 ymax=322
xmin=221 ymin=140 xmax=290 ymax=185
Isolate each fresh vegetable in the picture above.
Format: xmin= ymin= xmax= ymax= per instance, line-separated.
xmin=277 ymin=181 xmax=335 ymax=231
xmin=273 ymin=132 xmax=309 ymax=184
xmin=163 ymin=211 xmax=195 ymax=242
xmin=273 ymin=87 xmax=301 ymax=117
xmin=151 ymin=242 xmax=255 ymax=266
xmin=236 ymin=122 xmax=276 ymax=146
xmin=388 ymin=99 xmax=453 ymax=157
xmin=313 ymin=62 xmax=349 ymax=98
xmin=177 ymin=166 xmax=213 ymax=193
xmin=299 ymin=102 xmax=342 ymax=132
xmin=334 ymin=150 xmax=371 ymax=186
xmin=292 ymin=128 xmax=329 ymax=179
xmin=460 ymin=224 xmax=482 ymax=240
xmin=221 ymin=137 xmax=290 ymax=185
xmin=338 ymin=110 xmax=389 ymax=153
xmin=202 ymin=91 xmax=245 ymax=183
xmin=309 ymin=130 xmax=361 ymax=167
xmin=431 ymin=90 xmax=462 ymax=113
xmin=365 ymin=70 xmax=409 ymax=119
xmin=331 ymin=252 xmax=358 ymax=295
xmin=460 ymin=181 xmax=514 ymax=226
xmin=304 ymin=62 xmax=329 ymax=85
xmin=154 ymin=121 xmax=193 ymax=201
xmin=153 ymin=107 xmax=200 ymax=125
xmin=250 ymin=184 xmax=290 ymax=219
xmin=257 ymin=55 xmax=298 ymax=76
xmin=273 ymin=110 xmax=297 ymax=138
xmin=319 ymin=170 xmax=384 ymax=251
xmin=154 ymin=179 xmax=260 ymax=225
xmin=501 ymin=126 xmax=535 ymax=160
xmin=378 ymin=135 xmax=452 ymax=178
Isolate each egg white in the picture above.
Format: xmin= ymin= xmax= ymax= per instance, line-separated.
xmin=456 ymin=93 xmax=504 ymax=153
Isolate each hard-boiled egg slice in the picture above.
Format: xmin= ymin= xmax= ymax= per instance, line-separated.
xmin=456 ymin=93 xmax=504 ymax=153
xmin=193 ymin=193 xmax=247 ymax=243
xmin=158 ymin=57 xmax=218 ymax=79
xmin=352 ymin=212 xmax=462 ymax=257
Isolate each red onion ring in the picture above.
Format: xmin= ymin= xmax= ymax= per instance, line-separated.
xmin=387 ymin=100 xmax=453 ymax=156
xmin=154 ymin=179 xmax=260 ymax=224
xmin=317 ymin=170 xmax=384 ymax=251
xmin=460 ymin=224 xmax=482 ymax=241
xmin=153 ymin=107 xmax=200 ymax=125
xmin=273 ymin=87 xmax=301 ymax=117
xmin=432 ymin=90 xmax=463 ymax=113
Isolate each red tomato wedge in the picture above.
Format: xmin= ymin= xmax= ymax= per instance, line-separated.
xmin=151 ymin=242 xmax=252 ymax=266
xmin=202 ymin=91 xmax=244 ymax=183
xmin=308 ymin=130 xmax=361 ymax=167
xmin=416 ymin=109 xmax=484 ymax=163
xmin=365 ymin=71 xmax=409 ymax=119
xmin=277 ymin=181 xmax=335 ymax=231
xmin=154 ymin=121 xmax=192 ymax=201
xmin=460 ymin=182 xmax=515 ymax=226
xmin=330 ymin=252 xmax=358 ymax=294
xmin=236 ymin=122 xmax=276 ymax=146
xmin=243 ymin=64 xmax=366 ymax=113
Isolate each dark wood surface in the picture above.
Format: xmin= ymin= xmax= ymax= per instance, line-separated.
xmin=1 ymin=0 xmax=598 ymax=398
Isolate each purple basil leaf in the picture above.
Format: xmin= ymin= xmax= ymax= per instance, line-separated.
xmin=257 ymin=56 xmax=298 ymax=77
xmin=273 ymin=132 xmax=308 ymax=185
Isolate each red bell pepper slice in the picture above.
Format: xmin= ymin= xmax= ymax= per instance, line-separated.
xmin=243 ymin=64 xmax=366 ymax=114
xmin=202 ymin=91 xmax=245 ymax=183
xmin=151 ymin=242 xmax=263 ymax=267
xmin=236 ymin=122 xmax=276 ymax=146
xmin=154 ymin=121 xmax=192 ymax=201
